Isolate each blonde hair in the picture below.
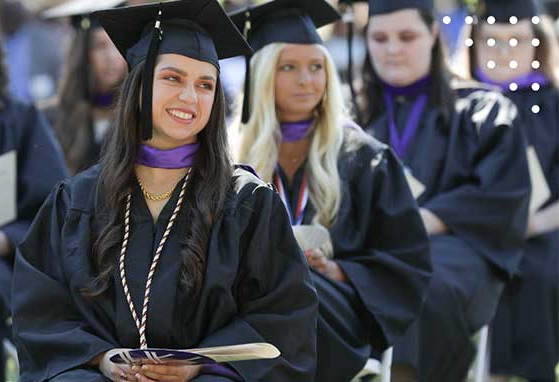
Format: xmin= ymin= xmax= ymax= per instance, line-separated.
xmin=235 ymin=43 xmax=345 ymax=227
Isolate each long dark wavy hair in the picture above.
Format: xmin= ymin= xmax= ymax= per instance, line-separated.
xmin=85 ymin=61 xmax=233 ymax=299
xmin=55 ymin=27 xmax=104 ymax=174
xmin=362 ymin=9 xmax=456 ymax=125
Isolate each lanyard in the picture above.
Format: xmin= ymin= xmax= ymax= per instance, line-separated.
xmin=273 ymin=169 xmax=309 ymax=226
xmin=384 ymin=93 xmax=428 ymax=159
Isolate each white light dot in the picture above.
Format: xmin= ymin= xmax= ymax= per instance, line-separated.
xmin=532 ymin=83 xmax=541 ymax=91
xmin=532 ymin=16 xmax=540 ymax=24
xmin=509 ymin=16 xmax=518 ymax=24
xmin=487 ymin=38 xmax=496 ymax=47
xmin=532 ymin=38 xmax=540 ymax=47
xmin=509 ymin=83 xmax=518 ymax=91
xmin=443 ymin=16 xmax=452 ymax=25
xmin=487 ymin=60 xmax=496 ymax=69
xmin=532 ymin=60 xmax=541 ymax=69
xmin=465 ymin=38 xmax=474 ymax=47
xmin=509 ymin=60 xmax=518 ymax=69
xmin=487 ymin=16 xmax=496 ymax=24
xmin=509 ymin=38 xmax=518 ymax=47
xmin=532 ymin=105 xmax=540 ymax=113
xmin=465 ymin=16 xmax=474 ymax=25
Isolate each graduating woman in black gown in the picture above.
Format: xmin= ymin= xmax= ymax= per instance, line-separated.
xmin=361 ymin=0 xmax=532 ymax=380
xmin=11 ymin=2 xmax=318 ymax=382
xmin=0 ymin=32 xmax=67 ymax=378
xmin=230 ymin=1 xmax=432 ymax=381
xmin=461 ymin=1 xmax=559 ymax=380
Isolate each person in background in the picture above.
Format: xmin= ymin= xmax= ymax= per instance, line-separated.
xmin=11 ymin=1 xmax=318 ymax=381
xmin=361 ymin=0 xmax=531 ymax=380
xmin=0 ymin=31 xmax=67 ymax=377
xmin=0 ymin=0 xmax=63 ymax=102
xmin=461 ymin=0 xmax=559 ymax=380
xmin=40 ymin=0 xmax=128 ymax=175
xmin=231 ymin=0 xmax=432 ymax=381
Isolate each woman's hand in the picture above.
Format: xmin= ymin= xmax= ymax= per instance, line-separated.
xmin=419 ymin=208 xmax=448 ymax=236
xmin=98 ymin=349 xmax=137 ymax=382
xmin=526 ymin=201 xmax=559 ymax=238
xmin=305 ymin=249 xmax=347 ymax=283
xmin=133 ymin=364 xmax=203 ymax=382
xmin=0 ymin=231 xmax=12 ymax=257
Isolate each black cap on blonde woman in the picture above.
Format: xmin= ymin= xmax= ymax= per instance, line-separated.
xmin=229 ymin=0 xmax=341 ymax=123
xmin=93 ymin=0 xmax=252 ymax=140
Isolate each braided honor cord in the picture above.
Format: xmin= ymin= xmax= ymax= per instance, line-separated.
xmin=119 ymin=169 xmax=191 ymax=349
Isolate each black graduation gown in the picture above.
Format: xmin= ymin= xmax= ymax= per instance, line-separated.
xmin=276 ymin=123 xmax=432 ymax=382
xmin=490 ymin=84 xmax=559 ymax=381
xmin=0 ymin=97 xmax=68 ymax=308
xmin=12 ymin=165 xmax=318 ymax=382
xmin=365 ymin=83 xmax=531 ymax=381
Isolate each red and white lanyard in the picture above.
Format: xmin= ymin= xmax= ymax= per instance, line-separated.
xmin=273 ymin=169 xmax=309 ymax=226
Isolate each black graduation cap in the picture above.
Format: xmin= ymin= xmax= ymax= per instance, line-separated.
xmin=43 ymin=0 xmax=124 ymax=30
xmin=478 ymin=0 xmax=541 ymax=22
xmin=229 ymin=0 xmax=340 ymax=123
xmin=368 ymin=0 xmax=434 ymax=16
xmin=94 ymin=0 xmax=252 ymax=140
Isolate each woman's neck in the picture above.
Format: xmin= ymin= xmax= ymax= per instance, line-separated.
xmin=278 ymin=139 xmax=311 ymax=183
xmin=135 ymin=165 xmax=189 ymax=191
xmin=277 ymin=110 xmax=314 ymax=123
xmin=145 ymin=136 xmax=198 ymax=151
xmin=380 ymin=74 xmax=431 ymax=97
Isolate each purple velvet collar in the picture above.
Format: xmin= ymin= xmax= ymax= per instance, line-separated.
xmin=474 ymin=68 xmax=549 ymax=91
xmin=136 ymin=143 xmax=199 ymax=169
xmin=280 ymin=119 xmax=313 ymax=142
xmin=380 ymin=75 xmax=431 ymax=97
xmin=91 ymin=92 xmax=115 ymax=108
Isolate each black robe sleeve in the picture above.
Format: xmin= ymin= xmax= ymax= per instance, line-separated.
xmin=422 ymin=92 xmax=531 ymax=279
xmin=12 ymin=183 xmax=115 ymax=382
xmin=333 ymin=135 xmax=432 ymax=350
xmin=1 ymin=100 xmax=68 ymax=248
xmin=194 ymin=185 xmax=318 ymax=382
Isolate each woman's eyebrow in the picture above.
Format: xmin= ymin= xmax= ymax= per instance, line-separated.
xmin=158 ymin=66 xmax=216 ymax=82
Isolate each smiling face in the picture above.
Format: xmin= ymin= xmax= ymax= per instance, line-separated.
xmin=274 ymin=44 xmax=327 ymax=122
xmin=367 ymin=8 xmax=438 ymax=86
xmin=149 ymin=53 xmax=218 ymax=149
xmin=475 ymin=20 xmax=536 ymax=82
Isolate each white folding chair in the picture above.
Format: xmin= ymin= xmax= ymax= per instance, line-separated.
xmin=380 ymin=347 xmax=393 ymax=382
xmin=472 ymin=325 xmax=490 ymax=382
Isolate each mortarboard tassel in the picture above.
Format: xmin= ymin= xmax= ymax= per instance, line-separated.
xmin=141 ymin=9 xmax=163 ymax=141
xmin=241 ymin=9 xmax=252 ymax=124
xmin=241 ymin=54 xmax=251 ymax=124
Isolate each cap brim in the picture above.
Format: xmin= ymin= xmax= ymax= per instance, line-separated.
xmin=229 ymin=0 xmax=340 ymax=33
xmin=43 ymin=0 xmax=125 ymax=19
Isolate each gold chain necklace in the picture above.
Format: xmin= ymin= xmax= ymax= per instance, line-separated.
xmin=136 ymin=175 xmax=176 ymax=201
